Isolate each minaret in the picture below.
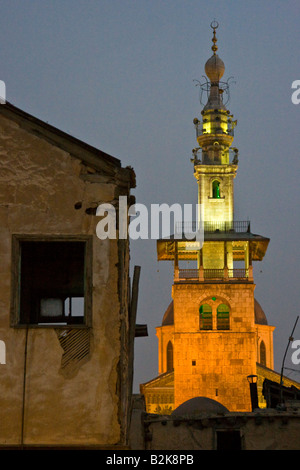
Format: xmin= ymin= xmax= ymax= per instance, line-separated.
xmin=146 ymin=23 xmax=275 ymax=414
xmin=192 ymin=21 xmax=238 ymax=230
xmin=192 ymin=22 xmax=239 ymax=273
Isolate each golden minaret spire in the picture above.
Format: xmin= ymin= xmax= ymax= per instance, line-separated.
xmin=211 ymin=20 xmax=219 ymax=55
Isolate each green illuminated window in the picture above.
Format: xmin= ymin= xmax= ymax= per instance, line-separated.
xmin=217 ymin=304 xmax=230 ymax=330
xmin=212 ymin=180 xmax=220 ymax=198
xmin=199 ymin=304 xmax=212 ymax=330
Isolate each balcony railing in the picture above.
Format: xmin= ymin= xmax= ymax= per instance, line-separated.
xmin=195 ymin=123 xmax=235 ymax=138
xmin=175 ymin=220 xmax=250 ymax=236
xmin=178 ymin=269 xmax=199 ymax=279
xmin=191 ymin=147 xmax=239 ymax=165
xmin=228 ymin=268 xmax=248 ymax=279
xmin=177 ymin=268 xmax=250 ymax=282
xmin=204 ymin=221 xmax=250 ymax=233
xmin=204 ymin=269 xmax=225 ymax=279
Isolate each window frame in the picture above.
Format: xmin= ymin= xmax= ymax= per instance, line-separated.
xmin=166 ymin=341 xmax=173 ymax=372
xmin=259 ymin=340 xmax=266 ymax=366
xmin=212 ymin=179 xmax=221 ymax=199
xmin=10 ymin=234 xmax=93 ymax=328
xmin=199 ymin=300 xmax=231 ymax=331
xmin=199 ymin=304 xmax=213 ymax=330
xmin=217 ymin=303 xmax=230 ymax=330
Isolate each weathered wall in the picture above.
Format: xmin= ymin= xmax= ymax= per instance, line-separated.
xmin=0 ymin=114 xmax=131 ymax=447
xmin=135 ymin=410 xmax=300 ymax=450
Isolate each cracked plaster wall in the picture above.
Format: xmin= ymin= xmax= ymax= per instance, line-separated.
xmin=0 ymin=114 xmax=129 ymax=447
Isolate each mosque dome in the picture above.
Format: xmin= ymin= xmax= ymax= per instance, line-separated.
xmin=162 ymin=301 xmax=174 ymax=326
xmin=205 ymin=54 xmax=225 ymax=82
xmin=254 ymin=298 xmax=268 ymax=325
xmin=171 ymin=397 xmax=229 ymax=416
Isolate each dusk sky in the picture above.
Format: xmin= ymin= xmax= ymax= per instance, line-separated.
xmin=0 ymin=0 xmax=299 ymax=392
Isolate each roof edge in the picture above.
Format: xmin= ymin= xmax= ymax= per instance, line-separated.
xmin=0 ymin=102 xmax=135 ymax=182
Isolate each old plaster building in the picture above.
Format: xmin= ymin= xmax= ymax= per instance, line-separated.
xmin=140 ymin=24 xmax=300 ymax=415
xmin=0 ymin=101 xmax=140 ymax=448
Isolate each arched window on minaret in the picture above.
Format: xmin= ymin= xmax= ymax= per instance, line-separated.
xmin=212 ymin=180 xmax=221 ymax=198
xmin=166 ymin=341 xmax=173 ymax=371
xmin=260 ymin=341 xmax=266 ymax=366
xmin=217 ymin=304 xmax=230 ymax=330
xmin=199 ymin=304 xmax=212 ymax=330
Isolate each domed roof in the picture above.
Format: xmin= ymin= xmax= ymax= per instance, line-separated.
xmin=205 ymin=54 xmax=225 ymax=82
xmin=254 ymin=298 xmax=268 ymax=325
xmin=171 ymin=397 xmax=229 ymax=417
xmin=162 ymin=301 xmax=174 ymax=326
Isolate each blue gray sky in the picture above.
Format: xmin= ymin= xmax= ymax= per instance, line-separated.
xmin=0 ymin=0 xmax=299 ymax=392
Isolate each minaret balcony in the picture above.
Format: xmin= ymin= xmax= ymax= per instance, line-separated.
xmin=197 ymin=132 xmax=234 ymax=152
xmin=157 ymin=221 xmax=270 ymax=282
xmin=175 ymin=220 xmax=250 ymax=236
xmin=192 ymin=147 xmax=239 ymax=166
xmin=195 ymin=122 xmax=235 ymax=138
xmin=171 ymin=219 xmax=258 ymax=284
xmin=175 ymin=267 xmax=252 ymax=283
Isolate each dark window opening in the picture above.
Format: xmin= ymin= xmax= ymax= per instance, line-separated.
xmin=216 ymin=430 xmax=241 ymax=450
xmin=16 ymin=240 xmax=89 ymax=326
xmin=260 ymin=341 xmax=266 ymax=366
xmin=166 ymin=341 xmax=173 ymax=372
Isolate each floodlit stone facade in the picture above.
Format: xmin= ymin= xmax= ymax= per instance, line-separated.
xmin=140 ymin=23 xmax=300 ymax=416
xmin=172 ymin=283 xmax=263 ymax=411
